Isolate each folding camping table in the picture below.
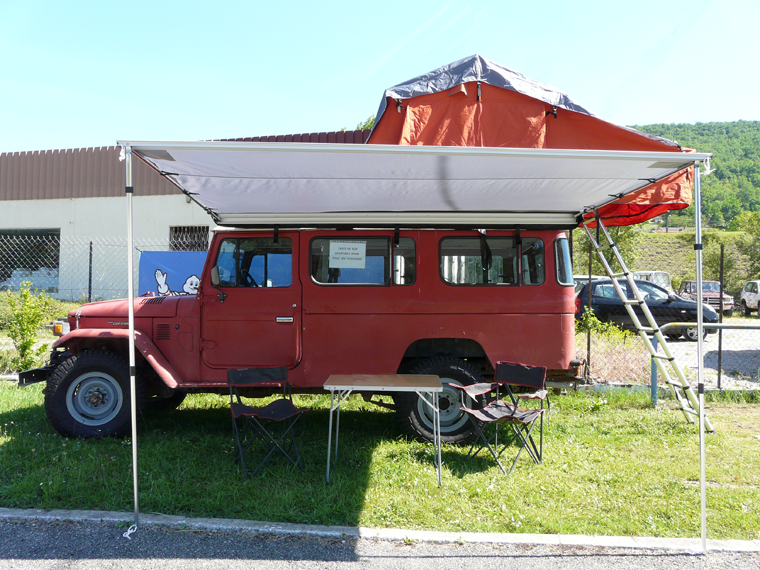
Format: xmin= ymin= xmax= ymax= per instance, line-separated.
xmin=324 ymin=374 xmax=443 ymax=486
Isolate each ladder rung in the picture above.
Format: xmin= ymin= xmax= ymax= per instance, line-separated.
xmin=622 ymin=299 xmax=642 ymax=305
xmin=651 ymin=354 xmax=675 ymax=361
xmin=638 ymin=327 xmax=656 ymax=333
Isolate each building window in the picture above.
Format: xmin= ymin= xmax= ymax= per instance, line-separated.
xmin=170 ymin=226 xmax=209 ymax=251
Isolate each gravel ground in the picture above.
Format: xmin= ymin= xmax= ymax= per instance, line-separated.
xmin=0 ymin=519 xmax=758 ymax=570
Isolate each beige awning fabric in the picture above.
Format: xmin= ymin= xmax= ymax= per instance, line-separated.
xmin=121 ymin=141 xmax=712 ymax=228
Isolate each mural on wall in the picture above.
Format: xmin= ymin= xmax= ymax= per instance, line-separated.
xmin=138 ymin=251 xmax=207 ymax=296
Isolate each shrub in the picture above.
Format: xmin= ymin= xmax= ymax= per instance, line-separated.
xmin=4 ymin=281 xmax=53 ymax=372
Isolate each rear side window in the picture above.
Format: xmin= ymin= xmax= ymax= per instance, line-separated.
xmin=555 ymin=236 xmax=573 ymax=286
xmin=215 ymin=237 xmax=292 ymax=288
xmin=310 ymin=237 xmax=416 ymax=286
xmin=439 ymin=236 xmax=544 ymax=285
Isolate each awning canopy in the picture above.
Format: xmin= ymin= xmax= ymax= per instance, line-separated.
xmin=122 ymin=140 xmax=712 ymax=229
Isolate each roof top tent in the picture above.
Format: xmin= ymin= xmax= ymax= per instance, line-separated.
xmin=117 ymin=55 xmax=712 ymax=546
xmin=367 ymin=54 xmax=695 ymax=228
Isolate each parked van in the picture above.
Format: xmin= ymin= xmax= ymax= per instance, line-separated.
xmin=21 ymin=228 xmax=581 ymax=443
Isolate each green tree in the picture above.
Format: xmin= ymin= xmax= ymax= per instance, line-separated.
xmin=572 ymin=225 xmax=644 ymax=277
xmin=356 ymin=115 xmax=375 ymax=130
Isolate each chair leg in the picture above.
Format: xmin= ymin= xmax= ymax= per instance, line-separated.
xmin=243 ymin=415 xmax=305 ymax=476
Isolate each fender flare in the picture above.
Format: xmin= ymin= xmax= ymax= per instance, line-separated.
xmin=53 ymin=329 xmax=181 ymax=389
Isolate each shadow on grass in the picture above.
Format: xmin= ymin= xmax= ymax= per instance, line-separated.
xmin=0 ymin=393 xmax=446 ymax=530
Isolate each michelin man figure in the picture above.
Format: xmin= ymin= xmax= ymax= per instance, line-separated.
xmin=155 ymin=269 xmax=200 ymax=296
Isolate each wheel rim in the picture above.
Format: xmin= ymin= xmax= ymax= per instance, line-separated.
xmin=684 ymin=327 xmax=704 ymax=341
xmin=415 ymin=377 xmax=471 ymax=435
xmin=65 ymin=372 xmax=123 ymax=426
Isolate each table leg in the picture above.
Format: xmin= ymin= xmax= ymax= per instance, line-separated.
xmin=326 ymin=389 xmax=352 ymax=484
xmin=416 ymin=390 xmax=442 ymax=486
xmin=326 ymin=390 xmax=335 ymax=483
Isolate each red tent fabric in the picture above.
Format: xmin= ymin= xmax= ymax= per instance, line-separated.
xmin=367 ymin=56 xmax=692 ymax=226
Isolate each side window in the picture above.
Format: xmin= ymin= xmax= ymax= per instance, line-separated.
xmin=440 ymin=237 xmax=518 ymax=285
xmin=554 ymin=236 xmax=573 ymax=286
xmin=214 ymin=237 xmax=292 ymax=288
xmin=521 ymin=238 xmax=545 ymax=285
xmin=311 ymin=237 xmax=408 ymax=286
xmin=393 ymin=238 xmax=416 ymax=285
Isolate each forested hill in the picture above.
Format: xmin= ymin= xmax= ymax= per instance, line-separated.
xmin=632 ymin=121 xmax=760 ymax=227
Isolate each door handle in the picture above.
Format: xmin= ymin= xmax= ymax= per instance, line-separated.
xmin=276 ymin=317 xmax=294 ymax=323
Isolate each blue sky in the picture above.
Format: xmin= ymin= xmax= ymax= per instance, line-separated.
xmin=1 ymin=0 xmax=758 ymax=153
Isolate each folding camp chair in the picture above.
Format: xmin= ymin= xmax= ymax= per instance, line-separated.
xmin=494 ymin=361 xmax=549 ymax=418
xmin=228 ymin=367 xmax=306 ymax=477
xmin=453 ymin=362 xmax=547 ymax=476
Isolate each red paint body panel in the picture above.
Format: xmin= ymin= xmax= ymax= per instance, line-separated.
xmin=56 ymin=228 xmax=577 ymax=390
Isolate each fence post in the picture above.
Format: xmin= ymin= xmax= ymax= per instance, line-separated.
xmin=88 ymin=241 xmax=93 ymax=303
xmin=650 ymin=334 xmax=658 ymax=407
xmin=718 ymin=244 xmax=724 ymax=390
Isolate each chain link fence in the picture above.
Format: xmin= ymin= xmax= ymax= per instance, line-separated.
xmin=0 ymin=233 xmax=208 ymax=302
xmin=2 ymin=232 xmax=759 ymax=390
xmin=576 ymin=319 xmax=760 ymax=390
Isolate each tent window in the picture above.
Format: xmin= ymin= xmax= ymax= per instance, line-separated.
xmin=214 ymin=237 xmax=292 ymax=288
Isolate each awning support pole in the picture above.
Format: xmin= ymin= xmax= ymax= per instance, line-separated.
xmin=125 ymin=146 xmax=140 ymax=529
xmin=694 ymin=162 xmax=707 ymax=553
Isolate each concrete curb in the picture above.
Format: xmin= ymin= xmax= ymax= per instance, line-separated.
xmin=1 ymin=507 xmax=759 ymax=553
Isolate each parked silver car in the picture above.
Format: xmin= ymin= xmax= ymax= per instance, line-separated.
xmin=739 ymin=280 xmax=760 ymax=316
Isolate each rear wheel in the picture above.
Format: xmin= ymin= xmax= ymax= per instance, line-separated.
xmin=44 ymin=351 xmax=143 ymax=438
xmin=394 ymin=356 xmax=485 ymax=444
xmin=742 ymin=301 xmax=751 ymax=317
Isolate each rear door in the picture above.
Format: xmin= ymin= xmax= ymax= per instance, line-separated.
xmin=200 ymin=233 xmax=301 ymax=369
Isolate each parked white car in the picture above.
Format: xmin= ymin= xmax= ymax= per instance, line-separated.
xmin=739 ymin=280 xmax=760 ymax=316
xmin=633 ymin=270 xmax=674 ymax=294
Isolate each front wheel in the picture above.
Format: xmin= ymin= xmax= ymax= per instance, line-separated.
xmin=742 ymin=301 xmax=751 ymax=317
xmin=44 ymin=351 xmax=142 ymax=438
xmin=394 ymin=357 xmax=485 ymax=444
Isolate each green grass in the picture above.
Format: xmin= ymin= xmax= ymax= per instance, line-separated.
xmin=1 ymin=381 xmax=759 ymax=540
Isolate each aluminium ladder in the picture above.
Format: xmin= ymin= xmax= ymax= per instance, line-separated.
xmin=580 ymin=214 xmax=713 ymax=432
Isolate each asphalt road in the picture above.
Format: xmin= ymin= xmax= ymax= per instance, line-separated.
xmin=0 ymin=519 xmax=758 ymax=570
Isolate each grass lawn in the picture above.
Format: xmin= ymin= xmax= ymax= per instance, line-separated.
xmin=1 ymin=381 xmax=758 ymax=540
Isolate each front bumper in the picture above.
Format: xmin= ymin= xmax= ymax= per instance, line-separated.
xmin=18 ymin=365 xmax=56 ymax=387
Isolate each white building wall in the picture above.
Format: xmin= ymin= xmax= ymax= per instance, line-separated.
xmin=1 ymin=195 xmax=215 ymax=300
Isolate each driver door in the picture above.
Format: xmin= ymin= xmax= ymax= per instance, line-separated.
xmin=200 ymin=233 xmax=301 ymax=370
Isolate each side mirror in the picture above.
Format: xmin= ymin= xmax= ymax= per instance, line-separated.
xmin=667 ymin=293 xmax=678 ymax=303
xmin=210 ymin=266 xmax=227 ymax=303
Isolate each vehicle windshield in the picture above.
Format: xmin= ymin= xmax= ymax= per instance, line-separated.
xmin=703 ymin=282 xmax=722 ymax=293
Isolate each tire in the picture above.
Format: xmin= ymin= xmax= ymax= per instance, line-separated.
xmin=742 ymin=301 xmax=750 ymax=317
xmin=683 ymin=327 xmax=708 ymax=342
xmin=44 ymin=351 xmax=142 ymax=438
xmin=724 ymin=309 xmax=733 ymax=318
xmin=394 ymin=356 xmax=484 ymax=445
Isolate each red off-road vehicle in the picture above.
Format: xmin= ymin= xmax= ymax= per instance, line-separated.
xmin=21 ymin=228 xmax=580 ymax=443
